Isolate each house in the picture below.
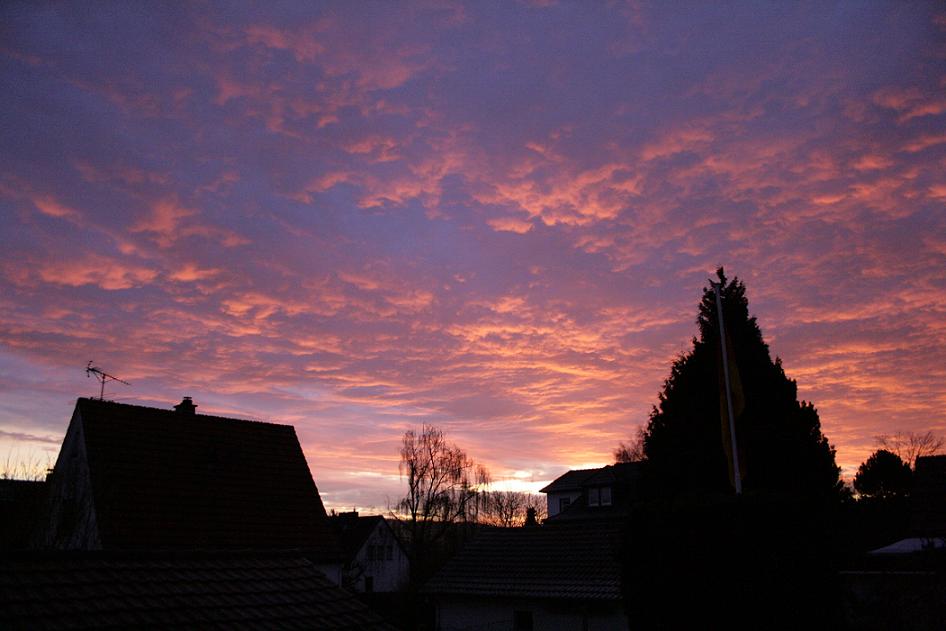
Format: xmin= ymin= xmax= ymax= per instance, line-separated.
xmin=424 ymin=521 xmax=627 ymax=631
xmin=0 ymin=550 xmax=395 ymax=630
xmin=329 ymin=511 xmax=410 ymax=593
xmin=0 ymin=479 xmax=47 ymax=550
xmin=35 ymin=397 xmax=342 ymax=582
xmin=541 ymin=462 xmax=642 ymax=521
xmin=911 ymin=454 xmax=946 ymax=536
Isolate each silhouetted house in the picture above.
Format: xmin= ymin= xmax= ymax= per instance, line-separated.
xmin=0 ymin=479 xmax=46 ymax=550
xmin=911 ymin=455 xmax=946 ymax=536
xmin=329 ymin=511 xmax=409 ymax=593
xmin=0 ymin=551 xmax=394 ymax=630
xmin=424 ymin=521 xmax=627 ymax=630
xmin=541 ymin=462 xmax=642 ymax=521
xmin=839 ymin=455 xmax=946 ymax=627
xmin=36 ymin=397 xmax=342 ymax=582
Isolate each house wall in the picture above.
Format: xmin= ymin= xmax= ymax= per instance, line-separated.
xmin=314 ymin=563 xmax=343 ymax=586
xmin=546 ymin=491 xmax=582 ymax=518
xmin=350 ymin=520 xmax=409 ymax=592
xmin=436 ymin=595 xmax=627 ymax=631
xmin=35 ymin=411 xmax=100 ymax=550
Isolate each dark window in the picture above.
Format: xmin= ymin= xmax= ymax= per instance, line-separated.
xmin=386 ymin=544 xmax=393 ymax=561
xmin=514 ymin=610 xmax=533 ymax=631
xmin=559 ymin=496 xmax=571 ymax=513
xmin=367 ymin=545 xmax=375 ymax=561
xmin=601 ymin=486 xmax=612 ymax=506
xmin=588 ymin=487 xmax=600 ymax=506
xmin=365 ymin=576 xmax=374 ymax=593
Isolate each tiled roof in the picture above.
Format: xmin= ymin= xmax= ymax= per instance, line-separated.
xmin=73 ymin=398 xmax=339 ymax=560
xmin=539 ymin=468 xmax=599 ymax=493
xmin=583 ymin=462 xmax=642 ymax=487
xmin=0 ymin=551 xmax=394 ymax=630
xmin=329 ymin=514 xmax=384 ymax=559
xmin=423 ymin=522 xmax=624 ymax=600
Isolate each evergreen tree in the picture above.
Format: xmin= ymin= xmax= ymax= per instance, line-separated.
xmin=641 ymin=268 xmax=843 ymax=499
xmin=853 ymin=449 xmax=913 ymax=499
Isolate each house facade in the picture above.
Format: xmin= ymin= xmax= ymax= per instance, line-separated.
xmin=330 ymin=511 xmax=410 ymax=593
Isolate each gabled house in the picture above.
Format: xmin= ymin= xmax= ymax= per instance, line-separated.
xmin=541 ymin=462 xmax=642 ymax=521
xmin=329 ymin=511 xmax=409 ymax=593
xmin=36 ymin=397 xmax=342 ymax=582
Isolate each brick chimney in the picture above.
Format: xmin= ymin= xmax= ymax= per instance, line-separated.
xmin=174 ymin=396 xmax=197 ymax=415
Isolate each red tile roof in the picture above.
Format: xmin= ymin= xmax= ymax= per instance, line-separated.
xmin=72 ymin=398 xmax=339 ymax=560
xmin=0 ymin=551 xmax=394 ymax=629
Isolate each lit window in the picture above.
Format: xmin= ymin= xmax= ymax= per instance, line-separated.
xmin=601 ymin=486 xmax=612 ymax=506
xmin=588 ymin=487 xmax=600 ymax=506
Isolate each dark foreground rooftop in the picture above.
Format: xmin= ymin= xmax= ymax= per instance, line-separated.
xmin=0 ymin=551 xmax=393 ymax=630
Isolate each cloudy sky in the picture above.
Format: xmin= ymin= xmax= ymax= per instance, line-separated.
xmin=2 ymin=2 xmax=944 ymax=511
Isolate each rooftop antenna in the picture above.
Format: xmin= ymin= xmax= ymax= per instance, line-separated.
xmin=86 ymin=361 xmax=130 ymax=400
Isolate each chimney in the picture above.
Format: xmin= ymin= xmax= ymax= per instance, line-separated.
xmin=174 ymin=396 xmax=197 ymax=415
xmin=524 ymin=507 xmax=538 ymax=528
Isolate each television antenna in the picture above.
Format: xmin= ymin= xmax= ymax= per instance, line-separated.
xmin=86 ymin=361 xmax=130 ymax=400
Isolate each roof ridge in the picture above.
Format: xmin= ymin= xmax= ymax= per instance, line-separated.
xmin=77 ymin=397 xmax=288 ymax=428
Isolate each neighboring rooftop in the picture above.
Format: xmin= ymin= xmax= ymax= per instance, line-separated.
xmin=0 ymin=551 xmax=393 ymax=630
xmin=539 ymin=468 xmax=600 ymax=494
xmin=44 ymin=397 xmax=339 ymax=559
xmin=540 ymin=462 xmax=642 ymax=494
xmin=0 ymin=480 xmax=47 ymax=550
xmin=329 ymin=513 xmax=390 ymax=559
xmin=423 ymin=522 xmax=623 ymax=601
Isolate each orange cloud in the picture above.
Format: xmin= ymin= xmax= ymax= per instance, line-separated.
xmin=37 ymin=254 xmax=158 ymax=290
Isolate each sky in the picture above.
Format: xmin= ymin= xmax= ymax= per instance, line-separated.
xmin=1 ymin=2 xmax=945 ymax=512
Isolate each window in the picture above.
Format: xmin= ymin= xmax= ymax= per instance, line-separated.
xmin=366 ymin=545 xmax=376 ymax=561
xmin=559 ymin=496 xmax=571 ymax=513
xmin=386 ymin=544 xmax=393 ymax=561
xmin=588 ymin=487 xmax=600 ymax=506
xmin=513 ymin=610 xmax=533 ymax=631
xmin=600 ymin=486 xmax=612 ymax=506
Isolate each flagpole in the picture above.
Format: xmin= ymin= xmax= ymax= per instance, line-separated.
xmin=714 ymin=281 xmax=743 ymax=495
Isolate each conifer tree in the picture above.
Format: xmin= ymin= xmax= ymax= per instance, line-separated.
xmin=641 ymin=268 xmax=843 ymax=499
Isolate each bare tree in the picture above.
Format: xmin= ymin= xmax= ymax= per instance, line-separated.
xmin=481 ymin=490 xmax=549 ymax=527
xmin=614 ymin=426 xmax=647 ymax=463
xmin=875 ymin=431 xmax=944 ymax=469
xmin=396 ymin=425 xmax=489 ymax=583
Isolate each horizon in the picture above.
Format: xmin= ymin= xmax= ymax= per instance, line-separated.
xmin=1 ymin=2 xmax=945 ymax=512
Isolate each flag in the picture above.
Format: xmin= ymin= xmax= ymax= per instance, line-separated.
xmin=717 ymin=327 xmax=746 ymax=490
xmin=713 ymin=282 xmax=746 ymax=492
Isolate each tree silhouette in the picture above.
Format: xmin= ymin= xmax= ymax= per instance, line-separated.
xmin=875 ymin=431 xmax=944 ymax=469
xmin=641 ymin=268 xmax=843 ymax=500
xmin=853 ymin=449 xmax=913 ymax=499
xmin=396 ymin=425 xmax=489 ymax=585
